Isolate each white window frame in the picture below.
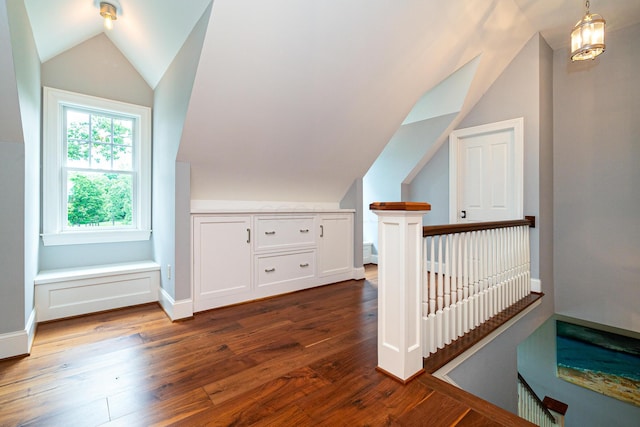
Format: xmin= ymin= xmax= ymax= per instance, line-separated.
xmin=42 ymin=87 xmax=151 ymax=246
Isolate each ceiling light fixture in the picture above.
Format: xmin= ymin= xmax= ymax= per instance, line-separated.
xmin=100 ymin=2 xmax=118 ymax=30
xmin=570 ymin=0 xmax=605 ymax=61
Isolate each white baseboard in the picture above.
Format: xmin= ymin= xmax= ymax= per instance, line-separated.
xmin=352 ymin=267 xmax=365 ymax=280
xmin=531 ymin=278 xmax=541 ymax=293
xmin=26 ymin=308 xmax=36 ymax=352
xmin=0 ymin=308 xmax=36 ymax=360
xmin=0 ymin=330 xmax=28 ymax=360
xmin=159 ymin=287 xmax=193 ymax=321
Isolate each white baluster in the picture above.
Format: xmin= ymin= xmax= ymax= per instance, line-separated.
xmin=429 ymin=237 xmax=436 ymax=315
xmin=479 ymin=229 xmax=486 ymax=325
xmin=436 ymin=235 xmax=444 ymax=349
xmin=524 ymin=224 xmax=531 ymax=296
xmin=443 ymin=234 xmax=451 ymax=345
xmin=444 ymin=234 xmax=451 ymax=308
xmin=437 ymin=235 xmax=444 ymax=312
xmin=462 ymin=231 xmax=470 ymax=333
xmin=455 ymin=233 xmax=463 ymax=339
xmin=423 ymin=237 xmax=428 ymax=317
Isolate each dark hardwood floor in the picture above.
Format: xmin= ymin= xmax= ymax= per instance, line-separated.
xmin=0 ymin=269 xmax=532 ymax=426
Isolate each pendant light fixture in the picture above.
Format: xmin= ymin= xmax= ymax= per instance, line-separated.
xmin=100 ymin=2 xmax=118 ymax=30
xmin=570 ymin=0 xmax=606 ymax=61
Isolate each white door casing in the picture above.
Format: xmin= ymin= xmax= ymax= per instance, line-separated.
xmin=449 ymin=118 xmax=523 ymax=223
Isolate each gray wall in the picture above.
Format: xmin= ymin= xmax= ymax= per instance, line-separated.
xmin=340 ymin=178 xmax=364 ymax=268
xmin=0 ymin=0 xmax=27 ymax=336
xmin=448 ymin=297 xmax=554 ymax=412
xmin=443 ymin=33 xmax=555 ymax=413
xmin=454 ymin=34 xmax=546 ymax=282
xmin=553 ymin=23 xmax=640 ymax=334
xmin=363 ymin=112 xmax=457 ymax=255
xmin=409 ymin=34 xmax=553 ymax=284
xmin=0 ymin=1 xmax=23 ymax=336
xmin=0 ymin=143 xmax=24 ymax=335
xmin=153 ymin=4 xmax=211 ymax=300
xmin=6 ymin=0 xmax=40 ymax=329
xmin=41 ymin=33 xmax=153 ymax=107
xmin=406 ymin=140 xmax=449 ymax=225
xmin=39 ymin=33 xmax=154 ymax=270
xmin=518 ymin=316 xmax=640 ymax=427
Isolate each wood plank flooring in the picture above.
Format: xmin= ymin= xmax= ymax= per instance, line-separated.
xmin=0 ymin=272 xmax=532 ymax=426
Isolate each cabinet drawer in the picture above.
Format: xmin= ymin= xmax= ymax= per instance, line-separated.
xmin=256 ymin=250 xmax=315 ymax=288
xmin=255 ymin=216 xmax=316 ymax=250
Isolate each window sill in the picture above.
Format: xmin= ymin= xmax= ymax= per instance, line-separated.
xmin=41 ymin=229 xmax=152 ymax=246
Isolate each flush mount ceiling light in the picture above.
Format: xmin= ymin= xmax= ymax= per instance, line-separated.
xmin=100 ymin=1 xmax=118 ymax=30
xmin=570 ymin=0 xmax=606 ymax=61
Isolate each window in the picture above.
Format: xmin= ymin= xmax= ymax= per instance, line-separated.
xmin=42 ymin=87 xmax=151 ymax=245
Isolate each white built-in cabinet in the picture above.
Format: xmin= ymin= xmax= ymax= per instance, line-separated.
xmin=318 ymin=214 xmax=353 ymax=277
xmin=192 ymin=216 xmax=252 ymax=312
xmin=192 ymin=211 xmax=354 ymax=312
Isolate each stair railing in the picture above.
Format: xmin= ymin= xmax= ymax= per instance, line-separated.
xmin=517 ymin=373 xmax=558 ymax=427
xmin=422 ymin=217 xmax=535 ymax=356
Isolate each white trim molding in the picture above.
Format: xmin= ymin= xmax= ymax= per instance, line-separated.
xmin=0 ymin=309 xmax=36 ymax=360
xmin=159 ymin=287 xmax=193 ymax=321
xmin=432 ymin=298 xmax=542 ymax=381
xmin=191 ymin=199 xmax=343 ymax=213
xmin=352 ymin=266 xmax=366 ymax=280
xmin=42 ymin=87 xmax=152 ymax=246
xmin=531 ymin=278 xmax=541 ymax=293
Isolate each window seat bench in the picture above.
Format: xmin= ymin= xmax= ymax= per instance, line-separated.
xmin=34 ymin=261 xmax=160 ymax=322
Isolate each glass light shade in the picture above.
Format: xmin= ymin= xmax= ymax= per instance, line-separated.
xmin=570 ymin=13 xmax=605 ymax=61
xmin=100 ymin=2 xmax=117 ymax=30
xmin=104 ymin=16 xmax=114 ymax=30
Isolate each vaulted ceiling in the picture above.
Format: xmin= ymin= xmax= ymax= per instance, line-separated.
xmin=24 ymin=0 xmax=211 ymax=88
xmin=21 ymin=0 xmax=640 ymax=203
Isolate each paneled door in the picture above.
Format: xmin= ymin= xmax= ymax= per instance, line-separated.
xmin=449 ymin=118 xmax=523 ymax=223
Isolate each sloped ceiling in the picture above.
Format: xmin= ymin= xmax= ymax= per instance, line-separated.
xmin=514 ymin=0 xmax=640 ymax=49
xmin=24 ymin=0 xmax=211 ymax=88
xmin=178 ymin=0 xmax=535 ymax=202
xmin=20 ymin=0 xmax=640 ymax=203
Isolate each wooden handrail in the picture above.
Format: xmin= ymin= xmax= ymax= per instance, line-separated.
xmin=542 ymin=396 xmax=568 ymax=416
xmin=423 ymin=216 xmax=535 ymax=237
xmin=518 ymin=372 xmax=556 ymax=424
xmin=369 ymin=201 xmax=431 ymax=211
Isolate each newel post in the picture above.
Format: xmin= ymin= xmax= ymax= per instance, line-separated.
xmin=370 ymin=202 xmax=431 ymax=383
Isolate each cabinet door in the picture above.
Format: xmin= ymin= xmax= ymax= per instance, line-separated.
xmin=318 ymin=214 xmax=353 ymax=277
xmin=193 ymin=216 xmax=251 ymax=312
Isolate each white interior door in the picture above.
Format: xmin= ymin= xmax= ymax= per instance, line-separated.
xmin=449 ymin=118 xmax=523 ymax=223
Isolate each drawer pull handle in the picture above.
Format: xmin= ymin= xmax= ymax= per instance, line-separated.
xmin=265 ymin=231 xmax=276 ymax=235
xmin=299 ymin=263 xmax=309 ymax=268
xmin=320 ymin=224 xmax=324 ymax=237
xmin=265 ymin=268 xmax=276 ymax=273
xmin=299 ymin=229 xmax=309 ymax=233
xmin=247 ymin=228 xmax=251 ymax=243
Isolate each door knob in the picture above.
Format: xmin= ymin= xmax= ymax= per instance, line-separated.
xmin=461 ymin=210 xmax=467 ymax=219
